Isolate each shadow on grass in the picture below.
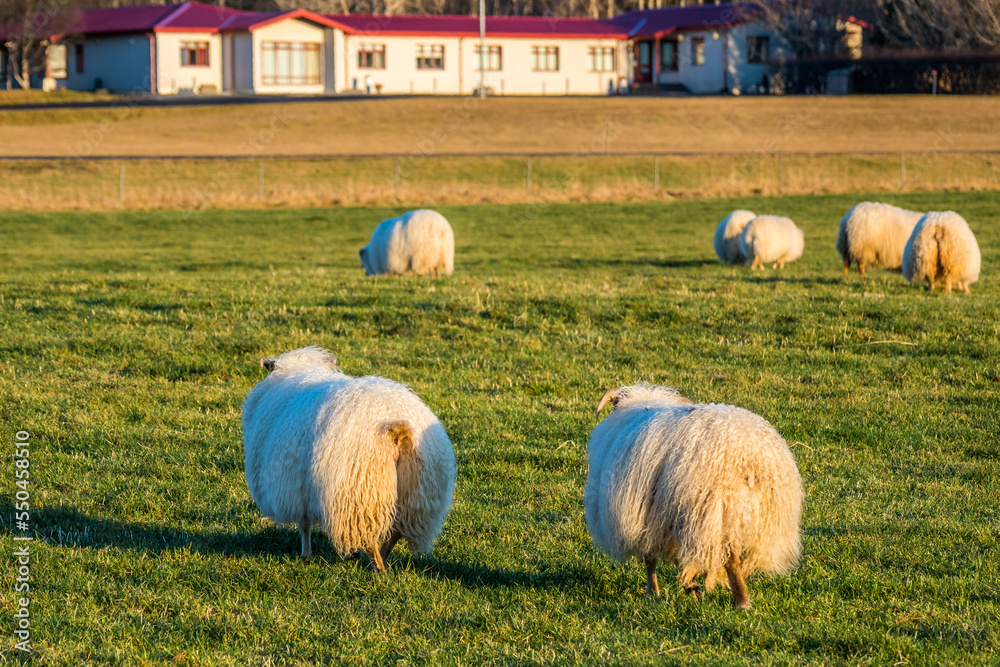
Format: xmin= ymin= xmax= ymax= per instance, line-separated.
xmin=732 ymin=274 xmax=846 ymax=286
xmin=11 ymin=504 xmax=587 ymax=592
xmin=551 ymin=257 xmax=719 ymax=270
xmin=12 ymin=504 xmax=327 ymax=561
xmin=393 ymin=552 xmax=592 ymax=593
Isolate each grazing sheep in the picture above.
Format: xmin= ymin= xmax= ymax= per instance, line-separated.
xmin=902 ymin=211 xmax=981 ymax=294
xmin=739 ymin=215 xmax=804 ymax=270
xmin=713 ymin=210 xmax=756 ymax=265
xmin=584 ymin=383 xmax=803 ymax=609
xmin=836 ymin=202 xmax=923 ymax=276
xmin=242 ymin=347 xmax=456 ymax=571
xmin=359 ymin=209 xmax=455 ymax=277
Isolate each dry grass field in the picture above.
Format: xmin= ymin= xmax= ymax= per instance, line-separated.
xmin=2 ymin=94 xmax=999 ymax=210
xmin=2 ymin=94 xmax=1000 ymax=157
xmin=2 ymin=151 xmax=999 ymax=211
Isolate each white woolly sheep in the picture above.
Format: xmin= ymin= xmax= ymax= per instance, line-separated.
xmin=902 ymin=211 xmax=981 ymax=294
xmin=836 ymin=202 xmax=923 ymax=276
xmin=242 ymin=346 xmax=457 ymax=571
xmin=584 ymin=384 xmax=803 ymax=609
xmin=739 ymin=215 xmax=804 ymax=270
xmin=359 ymin=209 xmax=455 ymax=277
xmin=713 ymin=210 xmax=756 ymax=265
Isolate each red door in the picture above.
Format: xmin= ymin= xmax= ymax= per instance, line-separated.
xmin=634 ymin=41 xmax=652 ymax=83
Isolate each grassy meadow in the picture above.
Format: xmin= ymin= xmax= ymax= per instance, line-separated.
xmin=1 ymin=192 xmax=998 ymax=664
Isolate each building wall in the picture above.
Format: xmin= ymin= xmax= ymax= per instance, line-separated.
xmin=251 ymin=19 xmax=327 ymax=94
xmin=65 ymin=34 xmax=151 ymax=93
xmin=339 ymin=34 xmax=623 ymax=95
xmin=660 ymin=30 xmax=725 ymax=94
xmin=232 ymin=32 xmax=254 ymax=92
xmin=726 ymin=21 xmax=790 ymax=94
xmin=155 ymin=32 xmax=224 ymax=94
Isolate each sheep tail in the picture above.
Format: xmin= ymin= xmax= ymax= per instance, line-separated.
xmin=386 ymin=420 xmax=415 ymax=459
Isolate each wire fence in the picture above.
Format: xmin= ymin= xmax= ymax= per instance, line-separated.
xmin=2 ymin=150 xmax=999 ymax=210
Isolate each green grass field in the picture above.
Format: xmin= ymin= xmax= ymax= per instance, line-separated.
xmin=1 ymin=193 xmax=998 ymax=664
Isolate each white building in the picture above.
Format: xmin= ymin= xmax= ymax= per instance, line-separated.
xmin=2 ymin=1 xmax=786 ymax=96
xmin=609 ymin=4 xmax=790 ymax=94
xmin=324 ymin=14 xmax=625 ymax=96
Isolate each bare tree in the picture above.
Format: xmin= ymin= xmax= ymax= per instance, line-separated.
xmin=757 ymin=0 xmax=876 ymax=60
xmin=874 ymin=0 xmax=1000 ymax=51
xmin=1 ymin=0 xmax=81 ymax=89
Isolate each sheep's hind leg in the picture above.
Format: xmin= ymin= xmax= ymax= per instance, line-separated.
xmin=843 ymin=259 xmax=850 ymax=276
xmin=299 ymin=519 xmax=312 ymax=560
xmin=858 ymin=261 xmax=866 ymax=277
xmin=644 ymin=557 xmax=660 ymax=597
xmin=365 ymin=545 xmax=386 ymax=573
xmin=724 ymin=552 xmax=751 ymax=610
xmin=379 ymin=529 xmax=401 ymax=564
xmin=962 ymin=282 xmax=971 ymax=295
xmin=944 ymin=277 xmax=953 ymax=294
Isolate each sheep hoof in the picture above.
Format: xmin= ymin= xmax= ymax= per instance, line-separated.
xmin=684 ymin=585 xmax=703 ymax=600
xmin=734 ymin=599 xmax=752 ymax=611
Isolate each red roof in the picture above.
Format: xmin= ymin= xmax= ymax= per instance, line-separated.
xmin=56 ymin=2 xmax=248 ymax=36
xmin=220 ymin=8 xmax=343 ymax=32
xmin=609 ymin=2 xmax=762 ymax=39
xmin=156 ymin=2 xmax=245 ymax=32
xmin=62 ymin=4 xmax=179 ymax=35
xmin=323 ymin=13 xmax=626 ymax=38
xmin=50 ymin=2 xmax=360 ymax=37
xmin=43 ymin=1 xmax=756 ymax=41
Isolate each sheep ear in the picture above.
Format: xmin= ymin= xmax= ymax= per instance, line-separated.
xmin=596 ymin=389 xmax=622 ymax=417
xmin=386 ymin=420 xmax=414 ymax=454
xmin=259 ymin=357 xmax=276 ymax=373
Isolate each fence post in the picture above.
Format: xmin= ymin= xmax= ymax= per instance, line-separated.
xmin=394 ymin=157 xmax=400 ymax=197
xmin=526 ymin=157 xmax=532 ymax=197
xmin=258 ymin=162 xmax=264 ymax=200
xmin=119 ymin=163 xmax=125 ymax=203
xmin=777 ymin=152 xmax=783 ymax=193
xmin=900 ymin=151 xmax=906 ymax=189
xmin=653 ymin=155 xmax=659 ymax=190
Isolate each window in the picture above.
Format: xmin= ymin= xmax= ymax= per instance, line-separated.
xmin=660 ymin=40 xmax=678 ymax=71
xmin=475 ymin=45 xmax=502 ymax=71
xmin=415 ymin=44 xmax=444 ymax=70
xmin=180 ymin=41 xmax=209 ymax=67
xmin=531 ymin=46 xmax=559 ymax=72
xmin=358 ymin=44 xmax=386 ymax=69
xmin=691 ymin=36 xmax=705 ymax=66
xmin=262 ymin=42 xmax=321 ymax=85
xmin=48 ymin=44 xmax=67 ymax=78
xmin=75 ymin=43 xmax=84 ymax=73
xmin=588 ymin=46 xmax=615 ymax=72
xmin=747 ymin=36 xmax=770 ymax=64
